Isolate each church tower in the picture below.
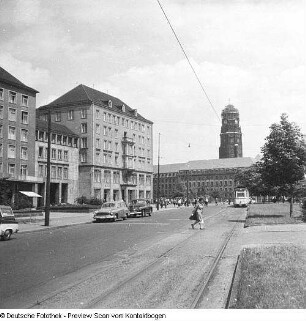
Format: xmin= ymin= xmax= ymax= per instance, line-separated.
xmin=219 ymin=104 xmax=243 ymax=159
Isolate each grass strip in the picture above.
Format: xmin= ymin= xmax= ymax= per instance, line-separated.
xmin=233 ymin=245 xmax=306 ymax=309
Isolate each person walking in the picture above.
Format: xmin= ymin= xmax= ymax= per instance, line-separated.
xmin=191 ymin=197 xmax=204 ymax=230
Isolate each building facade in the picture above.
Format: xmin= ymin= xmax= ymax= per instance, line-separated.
xmin=37 ymin=84 xmax=153 ymax=203
xmin=35 ymin=119 xmax=79 ymax=206
xmin=219 ymin=104 xmax=243 ymax=159
xmin=153 ymin=157 xmax=255 ymax=201
xmin=0 ymin=66 xmax=41 ymax=202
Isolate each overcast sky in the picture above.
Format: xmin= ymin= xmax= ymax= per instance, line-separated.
xmin=0 ymin=0 xmax=305 ymax=165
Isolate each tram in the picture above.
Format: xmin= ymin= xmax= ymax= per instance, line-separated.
xmin=234 ymin=187 xmax=249 ymax=207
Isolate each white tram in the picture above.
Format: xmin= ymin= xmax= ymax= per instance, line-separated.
xmin=234 ymin=187 xmax=249 ymax=207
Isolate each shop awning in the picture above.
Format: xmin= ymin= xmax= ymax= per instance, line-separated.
xmin=20 ymin=191 xmax=42 ymax=198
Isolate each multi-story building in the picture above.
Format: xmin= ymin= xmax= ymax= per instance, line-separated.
xmin=35 ymin=119 xmax=79 ymax=206
xmin=37 ymin=84 xmax=153 ymax=203
xmin=219 ymin=104 xmax=243 ymax=159
xmin=0 ymin=66 xmax=40 ymax=201
xmin=153 ymin=157 xmax=256 ymax=201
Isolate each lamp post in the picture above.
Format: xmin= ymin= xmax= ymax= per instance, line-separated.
xmin=45 ymin=110 xmax=51 ymax=226
xmin=156 ymin=133 xmax=161 ymax=210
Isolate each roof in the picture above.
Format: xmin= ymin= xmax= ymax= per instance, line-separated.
xmin=36 ymin=118 xmax=79 ymax=137
xmin=38 ymin=84 xmax=153 ymax=124
xmin=154 ymin=157 xmax=256 ymax=174
xmin=222 ymin=104 xmax=239 ymax=114
xmin=0 ymin=66 xmax=39 ymax=94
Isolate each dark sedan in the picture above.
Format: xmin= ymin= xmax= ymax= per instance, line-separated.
xmin=128 ymin=199 xmax=153 ymax=217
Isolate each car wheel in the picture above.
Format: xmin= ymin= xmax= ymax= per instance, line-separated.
xmin=3 ymin=230 xmax=12 ymax=241
xmin=113 ymin=214 xmax=117 ymax=222
xmin=122 ymin=214 xmax=127 ymax=220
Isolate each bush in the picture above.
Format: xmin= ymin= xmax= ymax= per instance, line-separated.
xmin=302 ymin=199 xmax=306 ymax=222
xmin=75 ymin=196 xmax=103 ymax=206
xmin=12 ymin=194 xmax=32 ymax=210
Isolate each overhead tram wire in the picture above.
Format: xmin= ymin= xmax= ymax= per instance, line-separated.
xmin=156 ymin=0 xmax=221 ymax=122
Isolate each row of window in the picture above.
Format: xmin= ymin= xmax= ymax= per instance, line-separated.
xmin=0 ymin=88 xmax=29 ymax=106
xmin=38 ymin=164 xmax=69 ymax=180
xmin=38 ymin=146 xmax=69 ymax=162
xmin=36 ymin=130 xmax=78 ymax=147
xmin=0 ymin=144 xmax=29 ymax=159
xmin=0 ymin=125 xmax=28 ymax=141
xmin=51 ymin=108 xmax=151 ymax=136
xmin=0 ymin=162 xmax=28 ymax=177
xmin=0 ymin=106 xmax=29 ymax=123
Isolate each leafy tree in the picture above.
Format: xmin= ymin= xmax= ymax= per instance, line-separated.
xmin=259 ymin=113 xmax=306 ymax=215
xmin=210 ymin=190 xmax=221 ymax=200
xmin=0 ymin=180 xmax=13 ymax=205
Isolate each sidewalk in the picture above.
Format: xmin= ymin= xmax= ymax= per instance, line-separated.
xmin=17 ymin=204 xmax=177 ymax=234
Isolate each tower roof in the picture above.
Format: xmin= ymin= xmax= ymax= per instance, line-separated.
xmin=222 ymin=104 xmax=239 ymax=114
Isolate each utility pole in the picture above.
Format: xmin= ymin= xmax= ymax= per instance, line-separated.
xmin=45 ymin=110 xmax=51 ymax=226
xmin=186 ymin=167 xmax=189 ymax=207
xmin=156 ymin=133 xmax=161 ymax=211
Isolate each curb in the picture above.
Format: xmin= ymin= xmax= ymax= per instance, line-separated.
xmin=226 ymin=254 xmax=241 ymax=309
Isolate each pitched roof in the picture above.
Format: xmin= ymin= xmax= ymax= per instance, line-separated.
xmin=38 ymin=84 xmax=152 ymax=124
xmin=154 ymin=157 xmax=256 ymax=174
xmin=0 ymin=66 xmax=39 ymax=94
xmin=36 ymin=118 xmax=79 ymax=137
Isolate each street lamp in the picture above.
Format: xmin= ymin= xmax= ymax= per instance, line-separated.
xmin=156 ymin=133 xmax=161 ymax=211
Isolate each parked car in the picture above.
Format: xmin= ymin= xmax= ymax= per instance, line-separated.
xmin=93 ymin=200 xmax=129 ymax=222
xmin=128 ymin=199 xmax=153 ymax=217
xmin=0 ymin=205 xmax=19 ymax=241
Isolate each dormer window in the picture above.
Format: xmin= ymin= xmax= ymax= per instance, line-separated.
xmin=122 ymin=104 xmax=125 ymax=112
xmin=108 ymin=100 xmax=112 ymax=108
xmin=134 ymin=109 xmax=138 ymax=117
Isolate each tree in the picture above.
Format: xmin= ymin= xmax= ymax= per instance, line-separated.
xmin=259 ymin=113 xmax=306 ymax=215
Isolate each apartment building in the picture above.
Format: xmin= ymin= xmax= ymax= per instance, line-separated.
xmin=0 ymin=66 xmax=40 ymax=201
xmin=37 ymin=84 xmax=153 ymax=203
xmin=35 ymin=119 xmax=79 ymax=205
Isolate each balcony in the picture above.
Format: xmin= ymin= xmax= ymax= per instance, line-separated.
xmin=122 ymin=136 xmax=135 ymax=145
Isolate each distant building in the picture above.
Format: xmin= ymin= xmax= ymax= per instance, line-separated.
xmin=35 ymin=119 xmax=79 ymax=206
xmin=0 ymin=66 xmax=40 ymax=202
xmin=37 ymin=84 xmax=153 ymax=203
xmin=153 ymin=157 xmax=256 ymax=200
xmin=219 ymin=104 xmax=243 ymax=159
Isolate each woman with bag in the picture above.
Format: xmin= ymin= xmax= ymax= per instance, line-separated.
xmin=191 ymin=197 xmax=204 ymax=230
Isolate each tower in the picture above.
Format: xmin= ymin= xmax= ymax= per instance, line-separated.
xmin=219 ymin=104 xmax=243 ymax=159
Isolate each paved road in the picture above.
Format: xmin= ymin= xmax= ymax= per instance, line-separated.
xmin=1 ymin=205 xmax=236 ymax=308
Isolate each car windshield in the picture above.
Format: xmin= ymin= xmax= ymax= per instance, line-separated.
xmin=102 ymin=203 xmax=115 ymax=208
xmin=0 ymin=207 xmax=14 ymax=217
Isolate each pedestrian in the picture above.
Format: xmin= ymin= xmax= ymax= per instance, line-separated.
xmin=204 ymin=197 xmax=208 ymax=206
xmin=215 ymin=197 xmax=218 ymax=206
xmin=178 ymin=198 xmax=182 ymax=208
xmin=191 ymin=197 xmax=204 ymax=230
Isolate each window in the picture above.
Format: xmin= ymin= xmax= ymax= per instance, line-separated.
xmin=115 ymin=155 xmax=118 ymax=166
xmin=113 ymin=171 xmax=120 ymax=184
xmin=122 ymin=104 xmax=125 ymax=112
xmin=146 ymin=175 xmax=151 ymax=186
xmin=38 ymin=165 xmax=44 ymax=177
xmin=38 ymin=146 xmax=44 ymax=158
xmin=8 ymin=163 xmax=15 ymax=176
xmin=108 ymin=100 xmax=112 ymax=108
xmin=57 ymin=167 xmax=62 ymax=179
xmin=8 ymin=145 xmax=16 ymax=158
xmin=96 ymin=109 xmax=100 ymax=119
xmin=51 ymin=148 xmax=56 ymax=159
xmin=8 ymin=126 xmax=16 ymax=140
xmin=57 ymin=135 xmax=62 ymax=145
xmin=9 ymin=91 xmax=17 ymax=104
xmin=94 ymin=170 xmax=101 ymax=183
xmin=0 ymin=125 xmax=2 ymax=138
xmin=115 ymin=129 xmax=118 ymax=138
xmin=80 ymin=152 xmax=87 ymax=163
xmin=55 ymin=112 xmax=61 ymax=122
xmin=81 ymin=137 xmax=87 ymax=148
xmin=21 ymin=111 xmax=28 ymax=124
xmin=0 ymin=88 xmax=3 ymax=100
xmin=63 ymin=168 xmax=68 ymax=179
xmin=104 ymin=170 xmax=111 ymax=183
xmin=96 ymin=124 xmax=101 ymax=134
xmin=103 ymin=126 xmax=107 ymax=136
xmin=0 ymin=106 xmax=3 ymax=119
xmin=20 ymin=147 xmax=28 ymax=160
xmin=115 ymin=142 xmax=118 ymax=152
xmin=20 ymin=165 xmax=27 ymax=177
xmin=80 ymin=109 xmax=87 ymax=119
xmin=8 ymin=108 xmax=17 ymax=121
xmin=64 ymin=150 xmax=68 ymax=161
xmin=38 ymin=131 xmax=44 ymax=141
xmin=51 ymin=134 xmax=56 ymax=143
xmin=0 ymin=144 xmax=2 ymax=157
xmin=63 ymin=136 xmax=67 ymax=145
xmin=58 ymin=149 xmax=62 ymax=160
xmin=21 ymin=129 xmax=28 ymax=142
xmin=51 ymin=166 xmax=56 ymax=178
xmin=68 ymin=137 xmax=72 ymax=146
xmin=103 ymin=112 xmax=106 ymax=121
xmin=68 ymin=110 xmax=74 ymax=120
xmin=21 ymin=95 xmax=29 ymax=106
xmin=73 ymin=138 xmax=78 ymax=148
xmin=96 ymin=138 xmax=100 ymax=149
xmin=81 ymin=123 xmax=87 ymax=133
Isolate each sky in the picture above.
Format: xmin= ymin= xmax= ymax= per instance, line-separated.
xmin=0 ymin=0 xmax=305 ymax=165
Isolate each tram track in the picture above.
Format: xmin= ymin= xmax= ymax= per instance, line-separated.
xmin=27 ymin=206 xmax=242 ymax=309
